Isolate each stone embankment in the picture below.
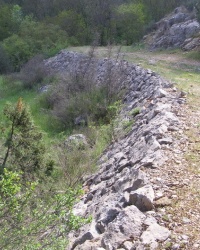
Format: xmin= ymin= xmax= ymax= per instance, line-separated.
xmin=44 ymin=51 xmax=187 ymax=249
xmin=144 ymin=6 xmax=200 ymax=51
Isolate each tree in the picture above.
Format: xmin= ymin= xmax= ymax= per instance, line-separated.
xmin=52 ymin=10 xmax=88 ymax=45
xmin=2 ymin=16 xmax=68 ymax=70
xmin=0 ymin=98 xmax=50 ymax=180
xmin=115 ymin=2 xmax=146 ymax=44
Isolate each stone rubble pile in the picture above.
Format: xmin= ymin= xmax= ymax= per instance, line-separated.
xmin=44 ymin=51 xmax=186 ymax=249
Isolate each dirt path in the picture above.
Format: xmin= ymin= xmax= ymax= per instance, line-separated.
xmin=128 ymin=50 xmax=200 ymax=249
xmin=126 ymin=50 xmax=200 ymax=68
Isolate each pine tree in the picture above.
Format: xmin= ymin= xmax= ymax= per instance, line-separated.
xmin=0 ymin=98 xmax=50 ymax=180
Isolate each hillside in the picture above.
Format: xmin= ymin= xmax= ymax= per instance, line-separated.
xmin=0 ymin=44 xmax=199 ymax=249
xmin=144 ymin=5 xmax=200 ymax=51
xmin=0 ymin=1 xmax=200 ymax=249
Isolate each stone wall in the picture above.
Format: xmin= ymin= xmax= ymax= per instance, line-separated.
xmin=44 ymin=51 xmax=185 ymax=249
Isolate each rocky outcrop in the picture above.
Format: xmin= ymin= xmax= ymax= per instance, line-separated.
xmin=44 ymin=51 xmax=186 ymax=249
xmin=144 ymin=6 xmax=200 ymax=50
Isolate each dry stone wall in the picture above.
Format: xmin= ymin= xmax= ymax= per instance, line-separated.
xmin=44 ymin=51 xmax=186 ymax=250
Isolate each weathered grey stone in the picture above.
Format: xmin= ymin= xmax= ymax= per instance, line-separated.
xmin=155 ymin=88 xmax=168 ymax=98
xmin=128 ymin=185 xmax=155 ymax=211
xmin=141 ymin=223 xmax=171 ymax=244
xmin=145 ymin=5 xmax=200 ymax=50
xmin=101 ymin=206 xmax=146 ymax=249
xmin=64 ymin=134 xmax=88 ymax=149
xmin=123 ymin=241 xmax=134 ymax=250
xmin=143 ymin=216 xmax=157 ymax=226
xmin=158 ymin=137 xmax=173 ymax=145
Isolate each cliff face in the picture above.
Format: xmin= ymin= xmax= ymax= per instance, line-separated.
xmin=44 ymin=51 xmax=187 ymax=249
xmin=144 ymin=6 xmax=200 ymax=51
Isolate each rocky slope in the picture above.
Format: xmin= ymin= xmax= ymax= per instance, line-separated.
xmin=44 ymin=51 xmax=192 ymax=249
xmin=144 ymin=6 xmax=200 ymax=51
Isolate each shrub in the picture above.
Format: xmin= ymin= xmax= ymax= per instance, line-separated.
xmin=2 ymin=16 xmax=69 ymax=71
xmin=52 ymin=10 xmax=88 ymax=45
xmin=0 ymin=169 xmax=87 ymax=249
xmin=2 ymin=34 xmax=33 ymax=71
xmin=43 ymin=69 xmax=121 ymax=130
xmin=16 ymin=54 xmax=48 ymax=89
xmin=0 ymin=98 xmax=53 ymax=179
xmin=41 ymin=48 xmax=126 ymax=131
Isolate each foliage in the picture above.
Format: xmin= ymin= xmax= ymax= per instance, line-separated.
xmin=0 ymin=0 xmax=194 ymax=63
xmin=115 ymin=3 xmax=146 ymax=45
xmin=185 ymin=0 xmax=200 ymax=21
xmin=130 ymin=107 xmax=141 ymax=117
xmin=2 ymin=16 xmax=68 ymax=70
xmin=0 ymin=98 xmax=52 ymax=179
xmin=51 ymin=10 xmax=88 ymax=45
xmin=0 ymin=4 xmax=22 ymax=41
xmin=15 ymin=54 xmax=47 ymax=89
xmin=2 ymin=34 xmax=33 ymax=71
xmin=41 ymin=56 xmax=123 ymax=131
xmin=0 ymin=169 xmax=87 ymax=250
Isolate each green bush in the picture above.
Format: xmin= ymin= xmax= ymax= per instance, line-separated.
xmin=2 ymin=34 xmax=33 ymax=71
xmin=0 ymin=169 xmax=87 ymax=250
xmin=2 ymin=16 xmax=68 ymax=71
xmin=115 ymin=3 xmax=146 ymax=45
xmin=52 ymin=10 xmax=88 ymax=45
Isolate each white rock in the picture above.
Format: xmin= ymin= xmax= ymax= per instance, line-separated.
xmin=129 ymin=185 xmax=155 ymax=211
xmin=141 ymin=223 xmax=171 ymax=243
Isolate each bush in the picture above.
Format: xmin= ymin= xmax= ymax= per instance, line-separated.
xmin=2 ymin=17 xmax=69 ymax=71
xmin=2 ymin=34 xmax=33 ymax=71
xmin=51 ymin=10 xmax=88 ymax=45
xmin=0 ymin=169 xmax=87 ymax=249
xmin=42 ymin=54 xmax=124 ymax=130
xmin=16 ymin=54 xmax=48 ymax=89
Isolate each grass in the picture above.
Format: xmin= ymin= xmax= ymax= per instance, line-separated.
xmin=0 ymin=76 xmax=65 ymax=139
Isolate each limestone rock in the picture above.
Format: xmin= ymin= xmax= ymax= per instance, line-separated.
xmin=141 ymin=223 xmax=171 ymax=247
xmin=101 ymin=206 xmax=146 ymax=249
xmin=128 ymin=185 xmax=155 ymax=211
xmin=44 ymin=50 xmax=183 ymax=250
xmin=145 ymin=5 xmax=200 ymax=50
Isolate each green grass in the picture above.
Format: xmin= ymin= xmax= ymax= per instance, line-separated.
xmin=0 ymin=76 xmax=63 ymax=139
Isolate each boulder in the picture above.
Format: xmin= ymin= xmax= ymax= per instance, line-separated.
xmin=101 ymin=206 xmax=146 ymax=249
xmin=127 ymin=185 xmax=155 ymax=211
